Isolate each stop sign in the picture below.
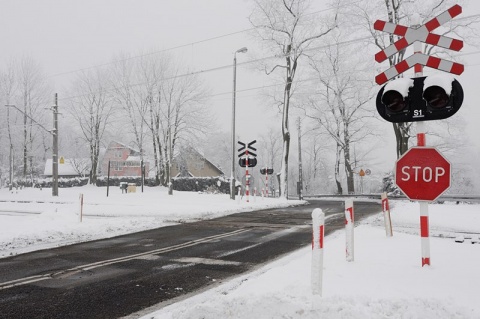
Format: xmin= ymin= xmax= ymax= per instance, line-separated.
xmin=395 ymin=147 xmax=451 ymax=201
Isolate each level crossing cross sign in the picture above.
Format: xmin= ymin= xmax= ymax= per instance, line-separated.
xmin=395 ymin=147 xmax=451 ymax=201
xmin=374 ymin=5 xmax=464 ymax=85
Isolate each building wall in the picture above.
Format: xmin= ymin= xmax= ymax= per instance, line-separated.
xmin=171 ymin=155 xmax=223 ymax=178
xmin=101 ymin=142 xmax=149 ymax=177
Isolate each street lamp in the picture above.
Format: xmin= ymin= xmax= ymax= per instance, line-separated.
xmin=5 ymin=93 xmax=59 ymax=196
xmin=231 ymin=47 xmax=248 ymax=200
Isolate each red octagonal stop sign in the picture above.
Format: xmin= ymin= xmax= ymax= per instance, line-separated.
xmin=395 ymin=147 xmax=451 ymax=201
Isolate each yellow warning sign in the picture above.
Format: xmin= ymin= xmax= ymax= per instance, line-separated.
xmin=59 ymin=156 xmax=65 ymax=164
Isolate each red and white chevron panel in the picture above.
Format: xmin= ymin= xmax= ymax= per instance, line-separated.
xmin=374 ymin=5 xmax=463 ymax=63
xmin=375 ymin=53 xmax=464 ymax=85
xmin=374 ymin=5 xmax=464 ymax=84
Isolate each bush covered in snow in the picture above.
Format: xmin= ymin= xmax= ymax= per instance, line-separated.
xmin=8 ymin=177 xmax=89 ymax=189
xmin=172 ymin=176 xmax=230 ymax=193
xmin=95 ymin=176 xmax=160 ymax=187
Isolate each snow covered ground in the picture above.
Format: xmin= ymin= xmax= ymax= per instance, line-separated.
xmin=0 ymin=185 xmax=303 ymax=257
xmin=1 ymin=185 xmax=479 ymax=318
xmin=140 ymin=201 xmax=480 ymax=319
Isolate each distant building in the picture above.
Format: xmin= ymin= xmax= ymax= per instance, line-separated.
xmin=171 ymin=147 xmax=224 ymax=178
xmin=43 ymin=157 xmax=89 ymax=178
xmin=101 ymin=141 xmax=149 ymax=177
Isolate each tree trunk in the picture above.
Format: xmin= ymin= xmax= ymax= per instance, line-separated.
xmin=393 ymin=123 xmax=410 ymax=158
xmin=23 ymin=105 xmax=27 ymax=178
xmin=344 ymin=143 xmax=355 ymax=194
xmin=279 ymin=47 xmax=294 ymax=199
xmin=334 ymin=142 xmax=343 ymax=195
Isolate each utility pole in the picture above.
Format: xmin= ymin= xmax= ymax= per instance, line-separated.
xmin=297 ymin=117 xmax=303 ymax=200
xmin=52 ymin=94 xmax=59 ymax=196
xmin=168 ymin=124 xmax=173 ymax=195
xmin=6 ymin=104 xmax=13 ymax=190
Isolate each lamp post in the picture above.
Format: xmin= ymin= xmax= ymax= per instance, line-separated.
xmin=231 ymin=47 xmax=248 ymax=200
xmin=5 ymin=93 xmax=59 ymax=196
xmin=6 ymin=105 xmax=13 ymax=190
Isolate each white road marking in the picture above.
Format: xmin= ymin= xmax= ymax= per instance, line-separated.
xmin=0 ymin=228 xmax=250 ymax=291
xmin=173 ymin=257 xmax=242 ymax=266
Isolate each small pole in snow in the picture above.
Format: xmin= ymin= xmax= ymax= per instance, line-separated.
xmin=381 ymin=192 xmax=393 ymax=237
xmin=106 ymin=160 xmax=111 ymax=197
xmin=311 ymin=208 xmax=325 ymax=296
xmin=79 ymin=193 xmax=84 ymax=223
xmin=345 ymin=199 xmax=354 ymax=262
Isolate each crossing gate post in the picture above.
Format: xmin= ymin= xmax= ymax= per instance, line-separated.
xmin=311 ymin=208 xmax=325 ymax=296
xmin=345 ymin=199 xmax=354 ymax=262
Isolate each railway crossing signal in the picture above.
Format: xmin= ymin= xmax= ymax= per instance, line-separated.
xmin=260 ymin=168 xmax=274 ymax=175
xmin=238 ymin=140 xmax=257 ymax=167
xmin=376 ymin=75 xmax=464 ymax=123
xmin=239 ymin=157 xmax=257 ymax=168
xmin=374 ymin=5 xmax=464 ymax=85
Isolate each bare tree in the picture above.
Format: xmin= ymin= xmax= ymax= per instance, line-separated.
xmin=118 ymin=53 xmax=211 ymax=186
xmin=257 ymin=126 xmax=282 ymax=194
xmin=110 ymin=52 xmax=149 ymax=162
xmin=249 ymin=0 xmax=338 ymax=198
xmin=0 ymin=60 xmax=18 ymax=187
xmin=159 ymin=68 xmax=210 ymax=186
xmin=15 ymin=57 xmax=50 ymax=179
xmin=305 ymin=33 xmax=376 ymax=194
xmin=299 ymin=129 xmax=334 ymax=195
xmin=259 ymin=127 xmax=282 ymax=171
xmin=68 ymin=69 xmax=115 ymax=184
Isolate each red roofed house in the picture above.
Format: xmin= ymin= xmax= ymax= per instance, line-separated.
xmin=101 ymin=141 xmax=149 ymax=177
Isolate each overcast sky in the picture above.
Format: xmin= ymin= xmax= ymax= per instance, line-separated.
xmin=1 ymin=0 xmax=479 ymax=169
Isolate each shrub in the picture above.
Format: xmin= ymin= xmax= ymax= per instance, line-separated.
xmin=172 ymin=177 xmax=230 ymax=193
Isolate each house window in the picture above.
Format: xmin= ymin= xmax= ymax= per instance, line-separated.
xmin=115 ymin=150 xmax=122 ymax=158
xmin=111 ymin=161 xmax=123 ymax=171
xmin=125 ymin=161 xmax=140 ymax=167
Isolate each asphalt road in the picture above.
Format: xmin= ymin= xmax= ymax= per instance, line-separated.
xmin=0 ymin=199 xmax=381 ymax=319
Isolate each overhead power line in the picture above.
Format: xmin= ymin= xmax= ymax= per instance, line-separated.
xmin=48 ymin=0 xmax=364 ymax=79
xmin=48 ymin=29 xmax=252 ymax=78
xmin=58 ymin=35 xmax=373 ymax=102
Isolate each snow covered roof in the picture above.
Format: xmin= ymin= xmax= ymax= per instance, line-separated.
xmin=108 ymin=141 xmax=140 ymax=153
xmin=126 ymin=155 xmax=141 ymax=162
xmin=44 ymin=158 xmax=89 ymax=176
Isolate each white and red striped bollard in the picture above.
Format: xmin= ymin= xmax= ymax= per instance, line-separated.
xmin=311 ymin=208 xmax=325 ymax=296
xmin=420 ymin=201 xmax=430 ymax=266
xmin=253 ymin=187 xmax=257 ymax=202
xmin=345 ymin=199 xmax=354 ymax=262
xmin=261 ymin=188 xmax=265 ymax=199
xmin=381 ymin=192 xmax=393 ymax=237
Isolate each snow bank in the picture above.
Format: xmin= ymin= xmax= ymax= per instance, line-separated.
xmin=142 ymin=200 xmax=480 ymax=319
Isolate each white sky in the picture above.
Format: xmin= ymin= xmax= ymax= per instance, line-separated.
xmin=1 ymin=0 xmax=479 ymax=168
